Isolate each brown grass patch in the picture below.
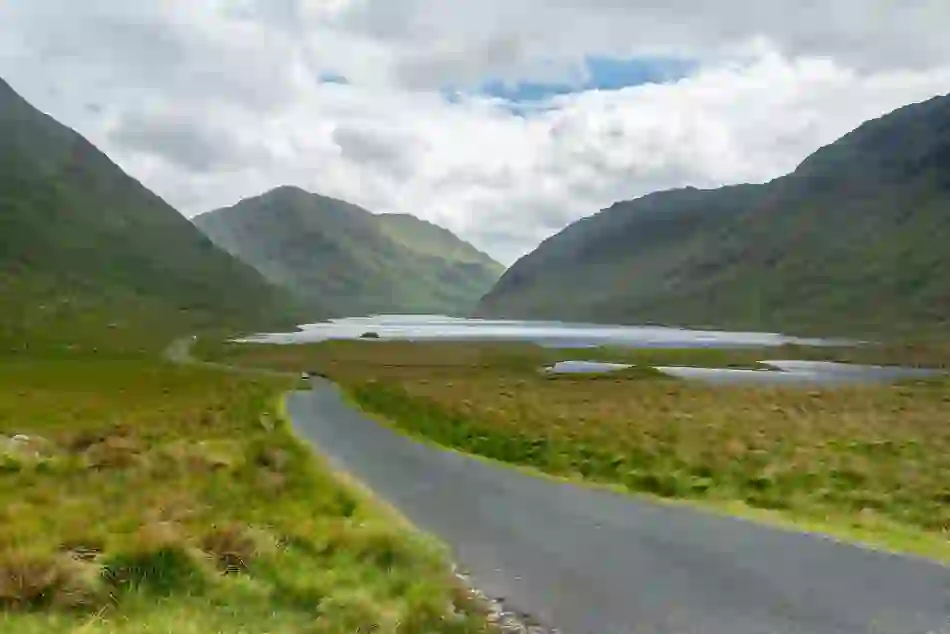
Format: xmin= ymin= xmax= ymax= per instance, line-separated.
xmin=0 ymin=552 xmax=107 ymax=611
xmin=201 ymin=524 xmax=277 ymax=575
xmin=83 ymin=435 xmax=144 ymax=470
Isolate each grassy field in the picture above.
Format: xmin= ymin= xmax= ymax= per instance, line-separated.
xmin=0 ymin=358 xmax=490 ymax=633
xmin=200 ymin=340 xmax=950 ymax=560
xmin=198 ymin=336 xmax=950 ymax=372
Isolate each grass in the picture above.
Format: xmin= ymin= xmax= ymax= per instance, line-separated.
xmin=198 ymin=340 xmax=950 ymax=561
xmin=197 ymin=337 xmax=950 ymax=372
xmin=0 ymin=358 xmax=490 ymax=633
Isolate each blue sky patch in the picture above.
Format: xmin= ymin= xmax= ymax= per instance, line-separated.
xmin=585 ymin=56 xmax=695 ymax=90
xmin=440 ymin=87 xmax=560 ymax=117
xmin=473 ymin=56 xmax=695 ymax=103
xmin=318 ymin=72 xmax=349 ymax=85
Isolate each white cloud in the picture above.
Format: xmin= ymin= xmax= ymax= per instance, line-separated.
xmin=1 ymin=1 xmax=949 ymax=263
xmin=333 ymin=0 xmax=950 ymax=86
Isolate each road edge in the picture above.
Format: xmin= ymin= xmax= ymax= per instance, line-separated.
xmin=168 ymin=336 xmax=561 ymax=633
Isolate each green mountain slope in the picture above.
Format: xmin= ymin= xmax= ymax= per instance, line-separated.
xmin=476 ymin=94 xmax=950 ymax=337
xmin=0 ymin=76 xmax=298 ymax=355
xmin=193 ymin=188 xmax=504 ymax=317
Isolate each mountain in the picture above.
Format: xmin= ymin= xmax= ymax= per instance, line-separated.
xmin=193 ymin=188 xmax=504 ymax=317
xmin=476 ymin=94 xmax=950 ymax=337
xmin=0 ymin=76 xmax=298 ymax=354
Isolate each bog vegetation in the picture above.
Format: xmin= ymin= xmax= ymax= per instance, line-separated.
xmin=202 ymin=340 xmax=950 ymax=560
xmin=0 ymin=359 xmax=489 ymax=634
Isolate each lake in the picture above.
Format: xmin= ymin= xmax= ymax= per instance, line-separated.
xmin=240 ymin=315 xmax=942 ymax=386
xmin=240 ymin=314 xmax=850 ymax=348
xmin=542 ymin=360 xmax=942 ymax=385
xmin=653 ymin=362 xmax=943 ymax=386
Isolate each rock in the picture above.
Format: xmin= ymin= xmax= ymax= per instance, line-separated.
xmin=3 ymin=434 xmax=52 ymax=456
xmin=452 ymin=565 xmax=560 ymax=634
xmin=1 ymin=434 xmax=58 ymax=469
xmin=83 ymin=436 xmax=142 ymax=470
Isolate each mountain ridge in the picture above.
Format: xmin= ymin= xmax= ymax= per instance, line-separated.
xmin=193 ymin=188 xmax=504 ymax=317
xmin=0 ymin=75 xmax=299 ymax=354
xmin=476 ymin=93 xmax=950 ymax=337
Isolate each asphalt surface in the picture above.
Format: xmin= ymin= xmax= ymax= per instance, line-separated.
xmin=288 ymin=381 xmax=950 ymax=634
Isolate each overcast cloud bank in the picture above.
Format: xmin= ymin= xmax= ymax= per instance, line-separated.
xmin=2 ymin=1 xmax=948 ymax=262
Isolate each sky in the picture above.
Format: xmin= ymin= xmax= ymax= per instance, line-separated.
xmin=1 ymin=2 xmax=949 ymax=264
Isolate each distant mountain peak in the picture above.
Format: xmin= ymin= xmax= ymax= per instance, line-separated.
xmin=793 ymin=92 xmax=950 ymax=180
xmin=194 ymin=188 xmax=504 ymax=317
xmin=271 ymin=184 xmax=311 ymax=196
xmin=477 ymin=93 xmax=950 ymax=337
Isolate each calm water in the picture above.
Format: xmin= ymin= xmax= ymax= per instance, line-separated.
xmin=544 ymin=360 xmax=943 ymax=385
xmin=545 ymin=361 xmax=633 ymax=374
xmin=243 ymin=315 xmax=945 ymax=385
xmin=241 ymin=314 xmax=848 ymax=348
xmin=653 ymin=362 xmax=944 ymax=386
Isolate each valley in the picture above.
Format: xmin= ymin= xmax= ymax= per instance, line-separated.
xmin=2 ymin=34 xmax=950 ymax=634
xmin=0 ymin=77 xmax=491 ymax=633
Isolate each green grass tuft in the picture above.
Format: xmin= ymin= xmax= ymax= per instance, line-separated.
xmin=0 ymin=359 xmax=491 ymax=633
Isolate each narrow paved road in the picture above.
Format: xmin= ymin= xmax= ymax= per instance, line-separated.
xmin=288 ymin=382 xmax=950 ymax=634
